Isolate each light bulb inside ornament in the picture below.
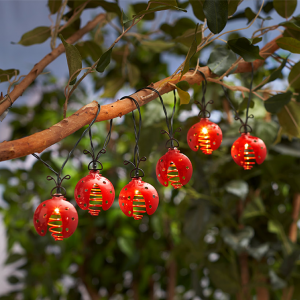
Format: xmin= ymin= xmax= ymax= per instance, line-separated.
xmin=231 ymin=133 xmax=267 ymax=170
xmin=74 ymin=170 xmax=115 ymax=216
xmin=187 ymin=118 xmax=223 ymax=155
xmin=156 ymin=148 xmax=193 ymax=189
xmin=202 ymin=127 xmax=208 ymax=134
xmin=119 ymin=177 xmax=159 ymax=220
xmin=33 ymin=195 xmax=78 ymax=241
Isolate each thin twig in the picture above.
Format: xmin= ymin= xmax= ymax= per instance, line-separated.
xmin=50 ymin=0 xmax=68 ymax=50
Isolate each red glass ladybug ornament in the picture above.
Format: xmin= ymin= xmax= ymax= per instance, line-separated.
xmin=231 ymin=133 xmax=267 ymax=170
xmin=74 ymin=170 xmax=115 ymax=216
xmin=119 ymin=177 xmax=159 ymax=220
xmin=33 ymin=194 xmax=78 ymax=241
xmin=156 ymin=148 xmax=193 ymax=189
xmin=187 ymin=118 xmax=222 ymax=154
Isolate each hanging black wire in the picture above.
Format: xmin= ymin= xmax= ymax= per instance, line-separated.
xmin=83 ymin=118 xmax=113 ymax=171
xmin=136 ymin=86 xmax=180 ymax=149
xmin=221 ymin=63 xmax=254 ymax=134
xmin=190 ymin=69 xmax=214 ymax=118
xmin=120 ymin=94 xmax=146 ymax=178
xmin=32 ymin=104 xmax=101 ymax=196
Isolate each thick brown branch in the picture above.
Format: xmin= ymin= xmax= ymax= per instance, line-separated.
xmin=0 ymin=13 xmax=107 ymax=116
xmin=0 ymin=35 xmax=281 ymax=162
xmin=288 ymin=193 xmax=300 ymax=243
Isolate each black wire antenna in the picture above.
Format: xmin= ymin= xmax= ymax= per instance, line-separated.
xmin=83 ymin=118 xmax=113 ymax=171
xmin=191 ymin=69 xmax=214 ymax=118
xmin=136 ymin=86 xmax=180 ymax=149
xmin=222 ymin=63 xmax=254 ymax=134
xmin=32 ymin=104 xmax=101 ymax=197
xmin=120 ymin=94 xmax=146 ymax=178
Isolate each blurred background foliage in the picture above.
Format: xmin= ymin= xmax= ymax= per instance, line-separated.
xmin=1 ymin=0 xmax=300 ymax=300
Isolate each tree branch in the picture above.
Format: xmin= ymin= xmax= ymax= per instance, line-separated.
xmin=0 ymin=34 xmax=281 ymax=162
xmin=0 ymin=13 xmax=107 ymax=116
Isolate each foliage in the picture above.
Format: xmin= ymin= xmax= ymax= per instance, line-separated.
xmin=1 ymin=0 xmax=300 ymax=299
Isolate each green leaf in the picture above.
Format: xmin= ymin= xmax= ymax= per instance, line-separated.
xmin=273 ymin=0 xmax=297 ymax=18
xmin=189 ymin=0 xmax=205 ymax=21
xmin=96 ymin=48 xmax=113 ymax=73
xmin=242 ymin=196 xmax=266 ymax=219
xmin=132 ymin=2 xmax=155 ymax=20
xmin=16 ymin=26 xmax=51 ymax=46
xmin=221 ymin=227 xmax=254 ymax=252
xmin=121 ymin=9 xmax=130 ymax=25
xmin=5 ymin=253 xmax=23 ymax=265
xmin=160 ymin=18 xmax=196 ymax=39
xmin=133 ymin=4 xmax=186 ymax=18
xmin=228 ymin=0 xmax=240 ymax=16
xmin=59 ymin=34 xmax=82 ymax=85
xmin=288 ymin=61 xmax=300 ymax=88
xmin=268 ymin=220 xmax=282 ymax=236
xmin=276 ymin=37 xmax=300 ymax=53
xmin=184 ymin=200 xmax=210 ymax=242
xmin=280 ymin=18 xmax=300 ymax=32
xmin=174 ymin=25 xmax=202 ymax=47
xmin=48 ymin=0 xmax=62 ymax=14
xmin=181 ymin=24 xmax=199 ymax=77
xmin=127 ymin=63 xmax=140 ymax=87
xmin=117 ymin=237 xmax=134 ymax=257
xmin=252 ymin=37 xmax=263 ymax=44
xmin=280 ymin=249 xmax=300 ymax=278
xmin=254 ymin=57 xmax=286 ymax=91
xmin=141 ymin=40 xmax=175 ymax=53
xmin=203 ymin=0 xmax=228 ymax=34
xmin=75 ymin=41 xmax=102 ymax=61
xmin=277 ymin=101 xmax=300 ymax=138
xmin=60 ymin=19 xmax=81 ymax=40
xmin=225 ymin=180 xmax=249 ymax=200
xmin=150 ymin=0 xmax=178 ymax=7
xmin=208 ymin=262 xmax=240 ymax=294
xmin=0 ymin=69 xmax=20 ymax=83
xmin=97 ymin=1 xmax=121 ymax=16
xmin=269 ymin=270 xmax=287 ymax=290
xmin=176 ymin=86 xmax=191 ymax=105
xmin=264 ymin=92 xmax=292 ymax=114
xmin=244 ymin=7 xmax=256 ymax=24
xmin=7 ymin=276 xmax=20 ymax=285
xmin=238 ymin=97 xmax=254 ymax=112
xmin=176 ymin=81 xmax=190 ymax=91
xmin=101 ymin=77 xmax=124 ymax=98
xmin=207 ymin=46 xmax=237 ymax=76
xmin=247 ymin=244 xmax=269 ymax=260
xmin=255 ymin=119 xmax=279 ymax=147
xmin=227 ymin=37 xmax=264 ymax=62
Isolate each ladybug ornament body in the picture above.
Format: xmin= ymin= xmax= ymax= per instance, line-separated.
xmin=74 ymin=170 xmax=115 ymax=216
xmin=187 ymin=118 xmax=222 ymax=154
xmin=231 ymin=133 xmax=267 ymax=170
xmin=119 ymin=177 xmax=159 ymax=220
xmin=33 ymin=195 xmax=78 ymax=241
xmin=156 ymin=148 xmax=193 ymax=189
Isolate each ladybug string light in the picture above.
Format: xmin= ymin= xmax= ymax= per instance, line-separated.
xmin=187 ymin=71 xmax=223 ymax=154
xmin=118 ymin=94 xmax=159 ymax=220
xmin=32 ymin=104 xmax=101 ymax=240
xmin=145 ymin=87 xmax=193 ymax=189
xmin=31 ymin=155 xmax=78 ymax=241
xmin=74 ymin=114 xmax=115 ymax=216
xmin=222 ymin=64 xmax=267 ymax=170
